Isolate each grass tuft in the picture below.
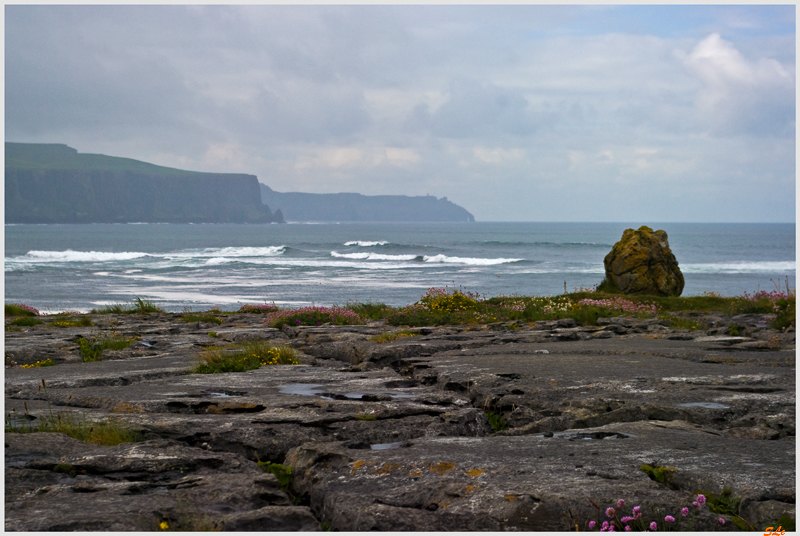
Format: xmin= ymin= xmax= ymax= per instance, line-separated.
xmin=6 ymin=411 xmax=140 ymax=446
xmin=6 ymin=317 xmax=44 ymax=328
xmin=192 ymin=341 xmax=299 ymax=374
xmin=90 ymin=297 xmax=164 ymax=315
xmin=180 ymin=313 xmax=223 ymax=325
xmin=368 ymin=329 xmax=418 ymax=343
xmin=77 ymin=334 xmax=133 ymax=362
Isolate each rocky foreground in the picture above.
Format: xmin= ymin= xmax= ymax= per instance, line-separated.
xmin=4 ymin=312 xmax=796 ymax=531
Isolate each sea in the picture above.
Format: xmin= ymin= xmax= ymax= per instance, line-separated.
xmin=4 ymin=222 xmax=796 ymax=314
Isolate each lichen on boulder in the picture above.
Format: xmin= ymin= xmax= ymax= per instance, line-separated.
xmin=604 ymin=226 xmax=684 ymax=296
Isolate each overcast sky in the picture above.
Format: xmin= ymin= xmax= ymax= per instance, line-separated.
xmin=5 ymin=5 xmax=796 ymax=222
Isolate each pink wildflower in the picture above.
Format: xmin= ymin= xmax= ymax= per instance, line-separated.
xmin=625 ymin=527 xmax=631 ymax=532
xmin=681 ymin=507 xmax=689 ymax=516
xmin=617 ymin=499 xmax=625 ymax=509
xmin=692 ymin=501 xmax=699 ymax=508
xmin=602 ymin=521 xmax=609 ymax=530
xmin=589 ymin=520 xmax=596 ymax=529
xmin=665 ymin=515 xmax=675 ymax=523
xmin=620 ymin=516 xmax=633 ymax=523
xmin=606 ymin=507 xmax=615 ymax=518
xmin=719 ymin=518 xmax=725 ymax=525
xmin=696 ymin=494 xmax=706 ymax=506
xmin=650 ymin=521 xmax=658 ymax=531
xmin=632 ymin=506 xmax=641 ymax=515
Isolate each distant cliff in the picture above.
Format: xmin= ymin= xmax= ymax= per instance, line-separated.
xmin=260 ymin=184 xmax=475 ymax=222
xmin=5 ymin=143 xmax=282 ymax=224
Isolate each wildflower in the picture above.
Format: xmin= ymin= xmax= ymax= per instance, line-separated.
xmin=159 ymin=521 xmax=169 ymax=530
xmin=692 ymin=501 xmax=699 ymax=508
xmin=696 ymin=494 xmax=706 ymax=506
xmin=718 ymin=518 xmax=725 ymax=525
xmin=602 ymin=521 xmax=609 ymax=530
xmin=606 ymin=507 xmax=615 ymax=518
xmin=621 ymin=516 xmax=633 ymax=523
xmin=665 ymin=515 xmax=675 ymax=523
xmin=617 ymin=499 xmax=625 ymax=509
xmin=650 ymin=521 xmax=658 ymax=531
xmin=589 ymin=520 xmax=596 ymax=529
xmin=625 ymin=527 xmax=631 ymax=532
xmin=632 ymin=506 xmax=641 ymax=515
xmin=681 ymin=507 xmax=689 ymax=517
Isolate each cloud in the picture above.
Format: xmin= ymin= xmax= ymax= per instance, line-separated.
xmin=682 ymin=33 xmax=795 ymax=136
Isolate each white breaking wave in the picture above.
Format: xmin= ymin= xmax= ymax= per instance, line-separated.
xmin=331 ymin=251 xmax=419 ymax=261
xmin=168 ymin=246 xmax=286 ymax=258
xmin=422 ymin=254 xmax=522 ymax=266
xmin=344 ymin=240 xmax=388 ymax=247
xmin=20 ymin=250 xmax=150 ymax=262
xmin=682 ymin=261 xmax=796 ymax=273
xmin=205 ymin=257 xmax=235 ymax=265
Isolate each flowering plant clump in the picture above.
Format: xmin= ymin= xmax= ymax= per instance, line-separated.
xmin=193 ymin=341 xmax=299 ymax=374
xmin=238 ymin=303 xmax=279 ymax=314
xmin=20 ymin=358 xmax=56 ymax=369
xmin=6 ymin=303 xmax=40 ymax=316
xmin=585 ymin=494 xmax=720 ymax=532
xmin=575 ymin=297 xmax=659 ymax=316
xmin=418 ymin=287 xmax=482 ymax=313
xmin=265 ymin=306 xmax=364 ymax=328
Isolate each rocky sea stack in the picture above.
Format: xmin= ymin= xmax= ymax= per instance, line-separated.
xmin=604 ymin=226 xmax=684 ymax=296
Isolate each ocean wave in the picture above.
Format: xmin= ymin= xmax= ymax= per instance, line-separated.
xmin=682 ymin=261 xmax=796 ymax=273
xmin=205 ymin=257 xmax=236 ymax=266
xmin=422 ymin=255 xmax=522 ymax=265
xmin=331 ymin=251 xmax=420 ymax=261
xmin=19 ymin=250 xmax=151 ymax=262
xmin=344 ymin=240 xmax=389 ymax=247
xmin=169 ymin=246 xmax=287 ymax=258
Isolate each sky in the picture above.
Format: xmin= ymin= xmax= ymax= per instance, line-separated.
xmin=4 ymin=4 xmax=796 ymax=222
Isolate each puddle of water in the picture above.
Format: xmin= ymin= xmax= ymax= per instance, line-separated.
xmin=279 ymin=384 xmax=323 ymax=396
xmin=371 ymin=442 xmax=408 ymax=450
xmin=677 ymin=402 xmax=730 ymax=409
xmin=208 ymin=392 xmax=238 ymax=398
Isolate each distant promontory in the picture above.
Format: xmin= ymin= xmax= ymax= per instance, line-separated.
xmin=5 ymin=143 xmax=475 ymax=224
xmin=260 ymin=184 xmax=475 ymax=222
xmin=5 ymin=143 xmax=282 ymax=224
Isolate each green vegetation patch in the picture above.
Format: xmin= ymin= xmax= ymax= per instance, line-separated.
xmin=179 ymin=313 xmax=223 ymax=325
xmin=639 ymin=463 xmax=677 ymax=488
xmin=6 ymin=411 xmax=140 ymax=446
xmin=6 ymin=317 xmax=44 ymax=328
xmin=77 ymin=334 xmax=133 ymax=362
xmin=368 ymin=329 xmax=418 ymax=343
xmin=5 ymin=303 xmax=40 ymax=317
xmin=264 ymin=306 xmax=364 ymax=328
xmin=193 ymin=340 xmax=299 ymax=374
xmin=20 ymin=359 xmax=56 ymax=369
xmin=485 ymin=411 xmax=508 ymax=433
xmin=51 ymin=315 xmax=94 ymax=328
xmin=90 ymin=297 xmax=164 ymax=315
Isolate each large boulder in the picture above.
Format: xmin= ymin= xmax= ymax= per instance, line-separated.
xmin=604 ymin=226 xmax=684 ymax=296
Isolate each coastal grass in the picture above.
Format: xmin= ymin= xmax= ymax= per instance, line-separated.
xmin=51 ymin=315 xmax=94 ymax=328
xmin=90 ymin=297 xmax=164 ymax=315
xmin=6 ymin=317 xmax=44 ymax=328
xmin=179 ymin=313 xmax=223 ymax=325
xmin=193 ymin=340 xmax=299 ymax=374
xmin=368 ymin=329 xmax=418 ymax=343
xmin=5 ymin=411 xmax=140 ymax=446
xmin=5 ymin=303 xmax=39 ymax=317
xmin=77 ymin=334 xmax=133 ymax=362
